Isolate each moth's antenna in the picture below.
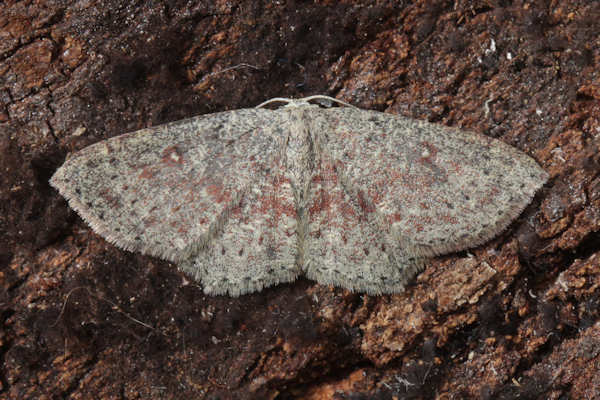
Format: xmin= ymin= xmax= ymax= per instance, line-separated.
xmin=256 ymin=98 xmax=295 ymax=109
xmin=256 ymin=95 xmax=357 ymax=109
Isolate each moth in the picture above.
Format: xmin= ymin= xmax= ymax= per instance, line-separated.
xmin=51 ymin=96 xmax=548 ymax=296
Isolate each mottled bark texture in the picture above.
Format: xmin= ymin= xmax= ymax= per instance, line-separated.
xmin=1 ymin=1 xmax=599 ymax=399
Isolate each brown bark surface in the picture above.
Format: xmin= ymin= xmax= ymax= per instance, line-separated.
xmin=1 ymin=1 xmax=599 ymax=399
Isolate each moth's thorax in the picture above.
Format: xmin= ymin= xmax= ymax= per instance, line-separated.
xmin=282 ymin=106 xmax=319 ymax=204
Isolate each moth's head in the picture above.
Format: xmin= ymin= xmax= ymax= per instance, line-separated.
xmin=282 ymin=98 xmax=321 ymax=109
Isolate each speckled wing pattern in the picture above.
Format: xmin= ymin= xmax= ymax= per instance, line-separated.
xmin=302 ymin=106 xmax=548 ymax=293
xmin=51 ymin=108 xmax=301 ymax=296
xmin=51 ymin=97 xmax=548 ymax=296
